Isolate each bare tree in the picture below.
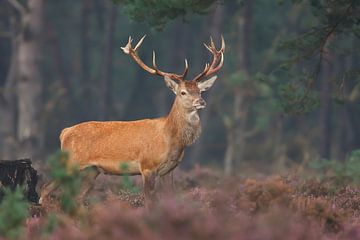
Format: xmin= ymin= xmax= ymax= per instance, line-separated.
xmin=188 ymin=3 xmax=225 ymax=165
xmin=98 ymin=2 xmax=117 ymax=120
xmin=224 ymin=0 xmax=253 ymax=176
xmin=16 ymin=0 xmax=44 ymax=161
xmin=0 ymin=15 xmax=18 ymax=159
xmin=1 ymin=0 xmax=44 ymax=162
xmin=319 ymin=37 xmax=334 ymax=159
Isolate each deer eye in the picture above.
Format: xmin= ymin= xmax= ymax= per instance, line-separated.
xmin=181 ymin=91 xmax=187 ymax=96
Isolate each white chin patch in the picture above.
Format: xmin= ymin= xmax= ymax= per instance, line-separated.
xmin=195 ymin=105 xmax=205 ymax=110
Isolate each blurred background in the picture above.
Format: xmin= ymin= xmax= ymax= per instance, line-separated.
xmin=1 ymin=0 xmax=360 ymax=174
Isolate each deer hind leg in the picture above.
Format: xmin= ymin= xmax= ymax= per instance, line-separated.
xmin=39 ymin=181 xmax=60 ymax=204
xmin=76 ymin=166 xmax=100 ymax=204
xmin=141 ymin=169 xmax=157 ymax=208
xmin=159 ymin=171 xmax=175 ymax=194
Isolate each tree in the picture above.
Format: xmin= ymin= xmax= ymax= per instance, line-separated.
xmin=115 ymin=0 xmax=218 ymax=30
xmin=0 ymin=8 xmax=17 ymax=159
xmin=279 ymin=0 xmax=360 ymax=114
xmin=1 ymin=0 xmax=44 ymax=162
xmin=188 ymin=3 xmax=225 ymax=166
xmin=98 ymin=2 xmax=118 ymax=120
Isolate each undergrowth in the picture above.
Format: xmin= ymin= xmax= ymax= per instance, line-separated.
xmin=309 ymin=149 xmax=360 ymax=185
xmin=3 ymin=151 xmax=360 ymax=239
xmin=0 ymin=187 xmax=28 ymax=239
xmin=46 ymin=151 xmax=82 ymax=215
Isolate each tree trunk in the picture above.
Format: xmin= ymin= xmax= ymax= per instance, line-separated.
xmin=346 ymin=38 xmax=360 ymax=151
xmin=224 ymin=0 xmax=253 ymax=175
xmin=188 ymin=4 xmax=224 ymax=165
xmin=319 ymin=74 xmax=333 ymax=159
xmin=47 ymin=22 xmax=71 ymax=92
xmin=0 ymin=21 xmax=18 ymax=159
xmin=319 ymin=38 xmax=334 ymax=159
xmin=224 ymin=88 xmax=244 ymax=176
xmin=346 ymin=102 xmax=360 ymax=150
xmin=79 ymin=0 xmax=92 ymax=119
xmin=224 ymin=125 xmax=235 ymax=176
xmin=98 ymin=3 xmax=117 ymax=120
xmin=17 ymin=0 xmax=44 ymax=161
xmin=234 ymin=0 xmax=253 ymax=163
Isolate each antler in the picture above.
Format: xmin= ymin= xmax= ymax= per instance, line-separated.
xmin=193 ymin=36 xmax=225 ymax=82
xmin=121 ymin=35 xmax=188 ymax=82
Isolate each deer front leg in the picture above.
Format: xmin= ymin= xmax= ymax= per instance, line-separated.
xmin=39 ymin=181 xmax=60 ymax=204
xmin=159 ymin=171 xmax=175 ymax=194
xmin=76 ymin=166 xmax=100 ymax=205
xmin=142 ymin=169 xmax=157 ymax=208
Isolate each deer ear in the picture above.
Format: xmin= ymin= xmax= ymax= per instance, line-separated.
xmin=164 ymin=76 xmax=179 ymax=94
xmin=198 ymin=75 xmax=217 ymax=92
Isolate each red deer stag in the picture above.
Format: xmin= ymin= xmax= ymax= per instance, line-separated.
xmin=40 ymin=35 xmax=224 ymax=205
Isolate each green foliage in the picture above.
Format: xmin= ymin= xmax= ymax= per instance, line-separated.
xmin=277 ymin=0 xmax=360 ymax=111
xmin=119 ymin=163 xmax=140 ymax=193
xmin=285 ymin=0 xmax=360 ymax=36
xmin=42 ymin=213 xmax=58 ymax=235
xmin=48 ymin=151 xmax=82 ymax=215
xmin=279 ymin=82 xmax=319 ymax=114
xmin=114 ymin=0 xmax=218 ymax=30
xmin=228 ymin=70 xmax=248 ymax=86
xmin=0 ymin=187 xmax=29 ymax=239
xmin=309 ymin=149 xmax=360 ymax=184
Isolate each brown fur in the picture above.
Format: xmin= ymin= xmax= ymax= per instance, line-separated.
xmin=40 ymin=84 xmax=203 ymax=204
xmin=40 ymin=34 xmax=222 ymax=203
xmin=60 ymin=96 xmax=201 ymax=175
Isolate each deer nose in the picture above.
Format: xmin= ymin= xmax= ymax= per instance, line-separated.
xmin=194 ymin=98 xmax=206 ymax=109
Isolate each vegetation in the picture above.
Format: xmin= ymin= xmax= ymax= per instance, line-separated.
xmin=18 ymin=161 xmax=360 ymax=239
xmin=46 ymin=151 xmax=82 ymax=215
xmin=116 ymin=0 xmax=217 ymax=30
xmin=0 ymin=187 xmax=28 ymax=239
xmin=120 ymin=163 xmax=140 ymax=193
xmin=310 ymin=149 xmax=360 ymax=184
xmin=0 ymin=152 xmax=358 ymax=238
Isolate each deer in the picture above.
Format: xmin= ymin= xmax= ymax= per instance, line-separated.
xmin=40 ymin=35 xmax=225 ymax=206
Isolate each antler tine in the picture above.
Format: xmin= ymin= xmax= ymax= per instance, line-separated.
xmin=192 ymin=36 xmax=225 ymax=82
xmin=122 ymin=36 xmax=186 ymax=80
xmin=206 ymin=52 xmax=224 ymax=76
xmin=134 ymin=35 xmax=146 ymax=51
xmin=152 ymin=50 xmax=185 ymax=81
xmin=181 ymin=59 xmax=189 ymax=79
xmin=152 ymin=51 xmax=157 ymax=69
xmin=220 ymin=35 xmax=225 ymax=52
xmin=193 ymin=62 xmax=210 ymax=82
xmin=203 ymin=42 xmax=212 ymax=52
xmin=121 ymin=36 xmax=133 ymax=54
xmin=210 ymin=36 xmax=215 ymax=49
xmin=203 ymin=36 xmax=216 ymax=53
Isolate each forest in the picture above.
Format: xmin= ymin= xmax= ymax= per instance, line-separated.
xmin=1 ymin=0 xmax=360 ymax=239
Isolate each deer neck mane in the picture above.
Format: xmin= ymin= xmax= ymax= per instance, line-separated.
xmin=165 ymin=97 xmax=201 ymax=147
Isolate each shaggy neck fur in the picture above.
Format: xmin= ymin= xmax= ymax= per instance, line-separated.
xmin=165 ymin=97 xmax=202 ymax=147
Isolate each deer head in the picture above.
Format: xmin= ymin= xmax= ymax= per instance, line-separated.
xmin=121 ymin=35 xmax=225 ymax=111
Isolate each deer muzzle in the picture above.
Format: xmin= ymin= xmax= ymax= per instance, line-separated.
xmin=193 ymin=98 xmax=206 ymax=109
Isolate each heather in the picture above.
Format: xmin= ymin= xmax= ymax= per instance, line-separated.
xmin=13 ymin=164 xmax=360 ymax=239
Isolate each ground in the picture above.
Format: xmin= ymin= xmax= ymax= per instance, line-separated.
xmin=20 ymin=165 xmax=360 ymax=239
